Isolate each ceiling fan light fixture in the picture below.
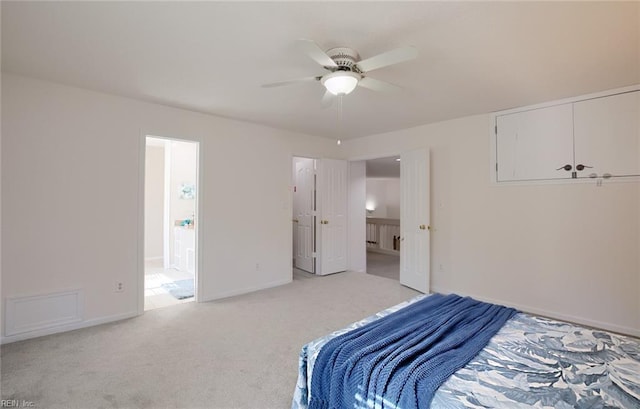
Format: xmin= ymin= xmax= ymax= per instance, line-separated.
xmin=321 ymin=71 xmax=360 ymax=96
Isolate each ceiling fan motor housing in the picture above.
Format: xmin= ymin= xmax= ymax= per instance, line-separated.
xmin=325 ymin=47 xmax=362 ymax=73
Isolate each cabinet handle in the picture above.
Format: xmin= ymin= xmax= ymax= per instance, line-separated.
xmin=576 ymin=164 xmax=593 ymax=171
xmin=556 ymin=164 xmax=572 ymax=171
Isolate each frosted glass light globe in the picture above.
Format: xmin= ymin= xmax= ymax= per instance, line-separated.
xmin=321 ymin=72 xmax=360 ymax=95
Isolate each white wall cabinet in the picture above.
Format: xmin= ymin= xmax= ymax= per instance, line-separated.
xmin=495 ymin=89 xmax=640 ymax=182
xmin=496 ymin=104 xmax=574 ymax=181
xmin=573 ymin=91 xmax=640 ymax=179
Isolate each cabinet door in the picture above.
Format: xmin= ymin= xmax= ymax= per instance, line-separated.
xmin=573 ymin=91 xmax=640 ymax=178
xmin=496 ymin=104 xmax=574 ymax=181
xmin=183 ymin=229 xmax=195 ymax=274
xmin=173 ymin=227 xmax=182 ymax=269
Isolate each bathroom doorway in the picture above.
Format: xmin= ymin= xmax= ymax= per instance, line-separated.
xmin=144 ymin=136 xmax=199 ymax=310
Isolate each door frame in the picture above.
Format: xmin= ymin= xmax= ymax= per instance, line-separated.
xmin=347 ymin=150 xmax=430 ymax=293
xmin=291 ymin=155 xmax=350 ymax=275
xmin=292 ymin=156 xmax=316 ymax=273
xmin=137 ymin=133 xmax=203 ymax=315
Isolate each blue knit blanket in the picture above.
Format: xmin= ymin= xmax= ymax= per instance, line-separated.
xmin=308 ymin=293 xmax=517 ymax=409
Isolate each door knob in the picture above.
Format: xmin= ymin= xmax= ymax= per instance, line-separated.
xmin=556 ymin=164 xmax=572 ymax=171
xmin=293 ymin=219 xmax=299 ymax=223
xmin=576 ymin=164 xmax=593 ymax=171
xmin=419 ymin=224 xmax=426 ymax=230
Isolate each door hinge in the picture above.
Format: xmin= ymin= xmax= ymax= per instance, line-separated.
xmin=494 ymin=124 xmax=497 ymax=135
xmin=495 ymin=162 xmax=498 ymax=172
xmin=312 ymin=252 xmax=317 ymax=258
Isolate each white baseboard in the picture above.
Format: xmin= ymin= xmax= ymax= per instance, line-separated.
xmin=200 ymin=278 xmax=292 ymax=302
xmin=431 ymin=286 xmax=640 ymax=338
xmin=1 ymin=311 xmax=139 ymax=345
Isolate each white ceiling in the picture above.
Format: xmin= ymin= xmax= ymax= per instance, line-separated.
xmin=2 ymin=2 xmax=639 ymax=140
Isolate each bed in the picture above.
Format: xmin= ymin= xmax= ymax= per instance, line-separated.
xmin=292 ymin=294 xmax=640 ymax=409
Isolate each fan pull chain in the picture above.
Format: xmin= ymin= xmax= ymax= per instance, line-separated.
xmin=336 ymin=95 xmax=343 ymax=145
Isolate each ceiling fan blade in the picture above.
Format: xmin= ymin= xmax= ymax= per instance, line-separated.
xmin=358 ymin=76 xmax=402 ymax=93
xmin=356 ymin=46 xmax=417 ymax=73
xmin=298 ymin=39 xmax=338 ymax=68
xmin=261 ymin=76 xmax=320 ymax=88
xmin=321 ymin=90 xmax=334 ymax=108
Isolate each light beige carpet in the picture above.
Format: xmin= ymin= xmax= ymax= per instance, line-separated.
xmin=1 ymin=270 xmax=418 ymax=409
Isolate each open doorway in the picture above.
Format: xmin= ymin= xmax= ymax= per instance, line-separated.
xmin=144 ymin=136 xmax=198 ymax=310
xmin=365 ymin=156 xmax=401 ymax=281
xmin=350 ymin=149 xmax=430 ymax=292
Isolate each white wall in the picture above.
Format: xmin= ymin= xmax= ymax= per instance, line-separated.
xmin=366 ymin=178 xmax=400 ymax=219
xmin=344 ymin=114 xmax=640 ymax=336
xmin=6 ymin=72 xmax=638 ymax=339
xmin=1 ymin=73 xmax=339 ymax=342
xmin=144 ymin=145 xmax=164 ymax=259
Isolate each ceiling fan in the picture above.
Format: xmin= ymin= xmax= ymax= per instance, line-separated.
xmin=262 ymin=39 xmax=417 ymax=106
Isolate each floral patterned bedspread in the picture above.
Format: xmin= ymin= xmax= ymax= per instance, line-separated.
xmin=292 ymin=296 xmax=640 ymax=408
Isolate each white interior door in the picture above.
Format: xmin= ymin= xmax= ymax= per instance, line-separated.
xmin=294 ymin=158 xmax=315 ymax=273
xmin=316 ymin=159 xmax=348 ymax=275
xmin=400 ymin=149 xmax=430 ymax=293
